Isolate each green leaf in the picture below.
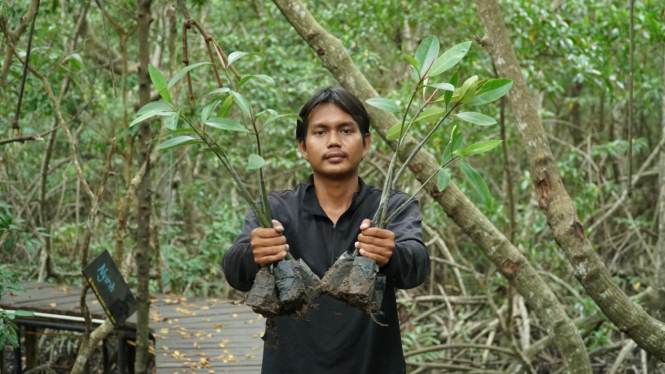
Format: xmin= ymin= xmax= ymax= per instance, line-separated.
xmin=450 ymin=75 xmax=478 ymax=103
xmin=197 ymin=146 xmax=223 ymax=154
xmin=387 ymin=122 xmax=405 ymax=140
xmin=414 ymin=36 xmax=439 ymax=78
xmin=239 ymin=74 xmax=275 ymax=87
xmin=154 ymin=128 xmax=196 ymax=141
xmin=148 ymin=64 xmax=172 ymax=103
xmin=66 ymin=53 xmax=83 ymax=70
xmin=366 ymin=97 xmax=400 ymax=113
xmin=206 ymin=117 xmax=251 ymax=133
xmin=454 ymin=112 xmax=497 ymax=126
xmin=168 ymin=62 xmax=212 ymax=89
xmin=256 ymin=109 xmax=278 ymax=119
xmin=247 ymin=154 xmax=266 ymax=170
xmin=202 ymin=87 xmax=231 ymax=100
xmin=410 ymin=65 xmax=420 ymax=82
xmin=2 ymin=233 xmax=15 ymax=252
xmin=6 ymin=330 xmax=18 ymax=347
xmin=461 ymin=84 xmax=477 ymax=104
xmin=403 ymin=54 xmax=419 ymax=70
xmin=14 ymin=310 xmax=34 ymax=317
xmin=217 ymin=96 xmax=234 ymax=118
xmin=156 ymin=136 xmax=204 ymax=151
xmin=453 ymin=139 xmax=503 ymax=156
xmin=226 ymin=51 xmax=261 ymax=67
xmin=437 ymin=168 xmax=451 ymax=191
xmin=165 ymin=110 xmax=180 ymax=130
xmin=129 ymin=110 xmax=172 ymax=127
xmin=427 ymin=83 xmax=455 ymax=92
xmin=470 ymin=79 xmax=513 ymax=105
xmin=429 ymin=41 xmax=472 ymax=77
xmin=414 ymin=107 xmax=447 ymax=123
xmin=201 ymin=99 xmax=222 ymax=124
xmin=263 ymin=113 xmax=301 ymax=129
xmin=444 ymin=72 xmax=459 ymax=106
xmin=230 ymin=91 xmax=251 ymax=117
xmin=137 ymin=101 xmax=174 ymax=116
xmin=460 ymin=162 xmax=492 ymax=209
xmin=442 ymin=125 xmax=463 ymax=164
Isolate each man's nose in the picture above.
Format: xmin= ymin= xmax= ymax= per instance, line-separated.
xmin=327 ymin=132 xmax=341 ymax=147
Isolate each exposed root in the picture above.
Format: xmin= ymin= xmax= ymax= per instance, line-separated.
xmin=321 ymin=253 xmax=388 ymax=324
xmin=243 ymin=259 xmax=322 ymax=318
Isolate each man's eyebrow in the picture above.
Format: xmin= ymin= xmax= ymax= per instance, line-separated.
xmin=310 ymin=121 xmax=357 ymax=129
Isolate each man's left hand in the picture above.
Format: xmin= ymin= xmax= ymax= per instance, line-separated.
xmin=355 ymin=219 xmax=395 ymax=267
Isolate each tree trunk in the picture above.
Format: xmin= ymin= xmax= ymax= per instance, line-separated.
xmin=475 ymin=0 xmax=665 ymax=361
xmin=271 ymin=1 xmax=591 ymax=372
xmin=134 ymin=0 xmax=153 ymax=373
xmin=644 ymin=48 xmax=665 ymax=320
xmin=71 ymin=321 xmax=114 ymax=374
xmin=656 ymin=48 xmax=665 ymax=310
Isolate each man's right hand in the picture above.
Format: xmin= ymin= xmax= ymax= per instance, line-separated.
xmin=251 ymin=219 xmax=289 ymax=266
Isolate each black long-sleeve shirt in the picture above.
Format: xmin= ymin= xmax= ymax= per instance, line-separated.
xmin=222 ymin=174 xmax=430 ymax=374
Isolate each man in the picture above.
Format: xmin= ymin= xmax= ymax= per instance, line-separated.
xmin=222 ymin=86 xmax=429 ymax=373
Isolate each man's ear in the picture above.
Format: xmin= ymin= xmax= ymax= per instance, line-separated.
xmin=297 ymin=139 xmax=309 ymax=161
xmin=362 ymin=133 xmax=371 ymax=158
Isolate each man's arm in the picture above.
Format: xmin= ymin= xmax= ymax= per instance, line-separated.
xmin=222 ymin=207 xmax=289 ymax=292
xmin=381 ymin=194 xmax=430 ymax=289
xmin=222 ymin=207 xmax=261 ymax=292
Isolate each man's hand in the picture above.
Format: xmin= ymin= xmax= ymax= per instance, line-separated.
xmin=251 ymin=220 xmax=289 ymax=267
xmin=355 ymin=219 xmax=395 ymax=267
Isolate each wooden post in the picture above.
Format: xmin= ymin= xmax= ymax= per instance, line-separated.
xmin=1 ymin=342 xmax=5 ymax=374
xmin=13 ymin=326 xmax=21 ymax=374
xmin=24 ymin=326 xmax=37 ymax=370
xmin=116 ymin=333 xmax=127 ymax=374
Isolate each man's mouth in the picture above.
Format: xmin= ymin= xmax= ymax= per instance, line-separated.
xmin=325 ymin=152 xmax=346 ymax=162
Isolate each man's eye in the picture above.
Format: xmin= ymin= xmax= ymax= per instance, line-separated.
xmin=315 ymin=130 xmax=325 ymax=135
xmin=341 ymin=129 xmax=351 ymax=134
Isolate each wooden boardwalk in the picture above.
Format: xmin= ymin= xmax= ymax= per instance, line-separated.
xmin=1 ymin=282 xmax=264 ymax=373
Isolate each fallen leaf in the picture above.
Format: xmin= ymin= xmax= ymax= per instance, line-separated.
xmin=50 ymin=302 xmax=57 ymax=307
xmin=176 ymin=307 xmax=195 ymax=316
xmin=160 ymin=328 xmax=169 ymax=334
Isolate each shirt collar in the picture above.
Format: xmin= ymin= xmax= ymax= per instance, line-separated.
xmin=301 ymin=174 xmax=368 ymax=217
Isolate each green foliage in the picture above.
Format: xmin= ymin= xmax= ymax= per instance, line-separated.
xmin=1 ymin=265 xmax=34 ymax=348
xmin=401 ymin=323 xmax=442 ymax=362
xmin=365 ymin=35 xmax=508 ymax=211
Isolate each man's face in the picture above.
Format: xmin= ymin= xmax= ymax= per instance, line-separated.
xmin=298 ymin=103 xmax=371 ymax=180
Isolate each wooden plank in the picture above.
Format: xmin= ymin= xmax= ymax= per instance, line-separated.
xmin=2 ymin=282 xmax=263 ymax=373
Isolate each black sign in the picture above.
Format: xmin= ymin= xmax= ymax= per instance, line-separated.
xmin=82 ymin=250 xmax=137 ymax=326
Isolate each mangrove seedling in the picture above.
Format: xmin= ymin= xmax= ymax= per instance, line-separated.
xmin=321 ymin=36 xmax=513 ymax=318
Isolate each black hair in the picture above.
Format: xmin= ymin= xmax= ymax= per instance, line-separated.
xmin=296 ymin=86 xmax=371 ymax=145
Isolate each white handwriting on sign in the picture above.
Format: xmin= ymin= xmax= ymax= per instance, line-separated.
xmin=96 ymin=263 xmax=116 ymax=293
